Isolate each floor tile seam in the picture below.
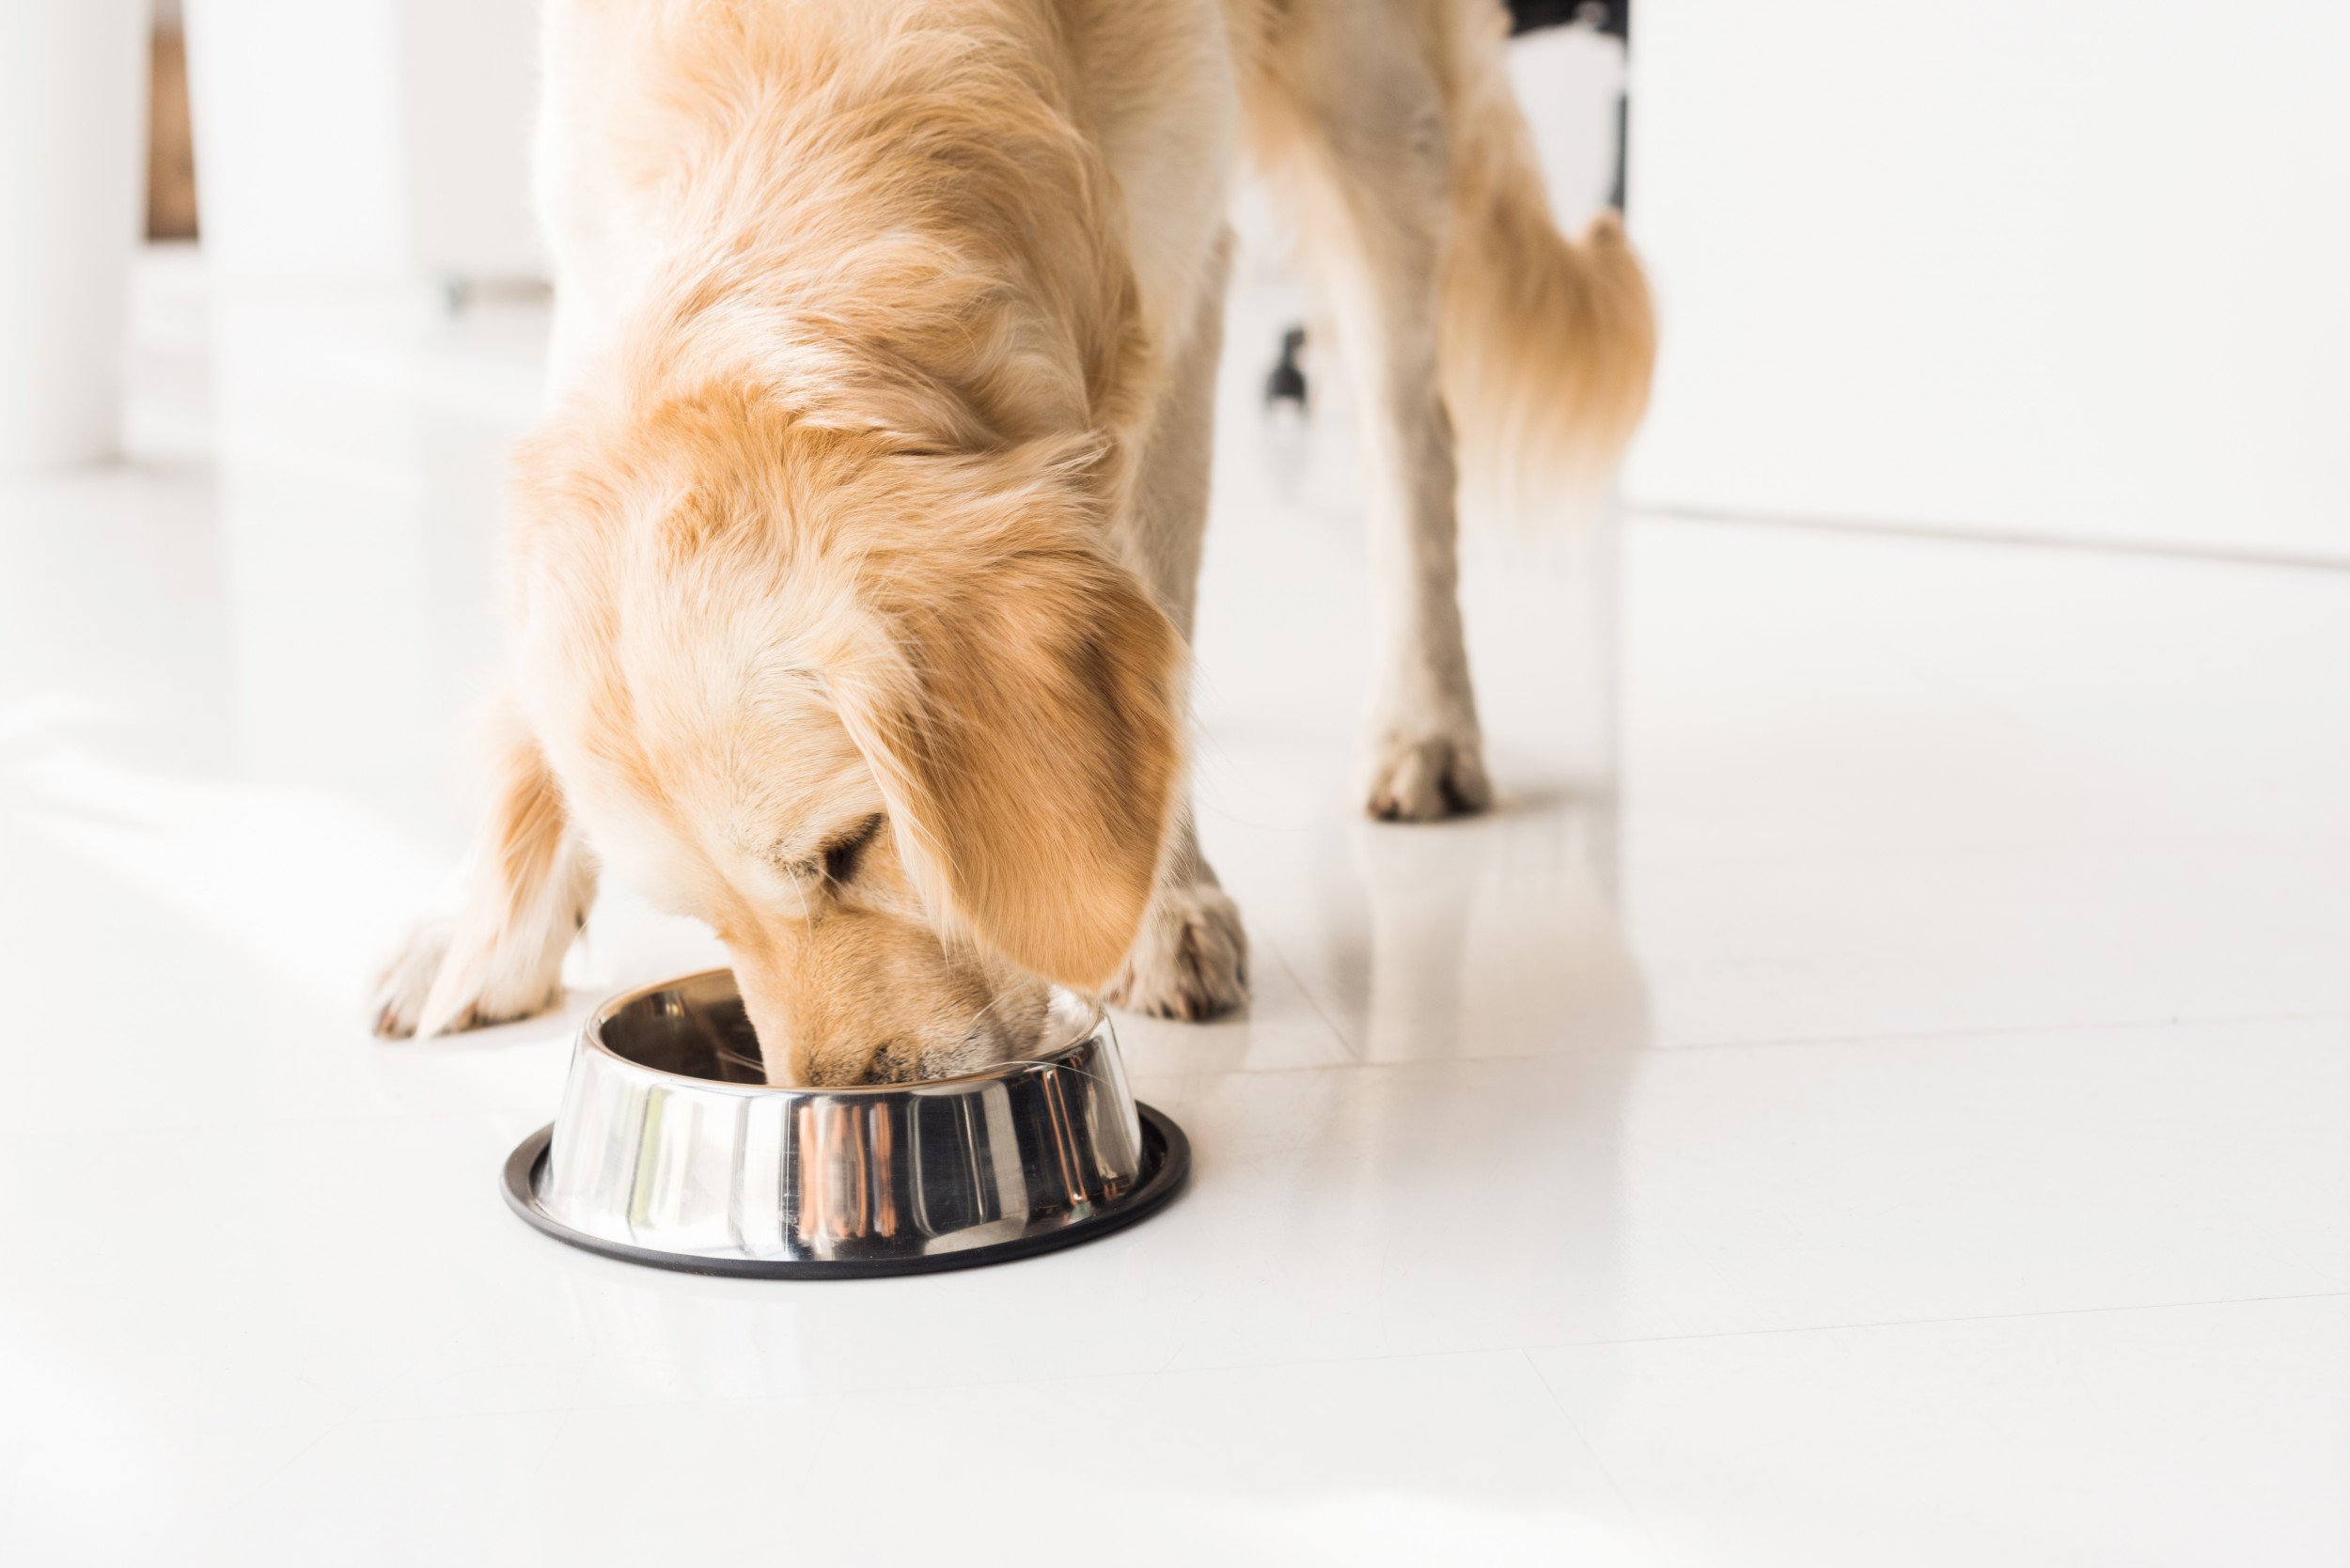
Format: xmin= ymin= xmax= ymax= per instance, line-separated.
xmin=206 ymin=1418 xmax=353 ymax=1523
xmin=1871 ymin=646 xmax=2065 ymax=734
xmin=1516 ymin=1346 xmax=1677 ymax=1565
xmin=1622 ymin=713 xmax=2350 ymax=743
xmin=7 ymin=1419 xmax=358 ymax=1544
xmin=1626 ymin=719 xmax=2350 ymax=746
xmin=1617 ymin=838 xmax=2350 ymax=870
xmin=10 ymin=1005 xmax=2346 ymax=1140
xmin=1132 ymin=1047 xmax=1654 ymax=1088
xmin=1627 ymin=504 xmax=2350 ymax=578
xmin=1518 ymin=1290 xmax=2350 ymax=1356
xmin=177 ymin=1343 xmax=1571 ymax=1429
xmin=43 ymin=1003 xmax=2337 ymax=1138
xmin=0 ymin=1105 xmax=569 ymax=1145
xmin=284 ymin=1290 xmax=2349 ymax=1424
xmin=0 ymin=1435 xmax=24 ymax=1534
xmin=1658 ymin=1009 xmax=2350 ymax=1054
xmin=34 ymin=1403 xmax=677 ymax=1447
xmin=0 ymin=1414 xmax=367 ymax=1449
xmin=1266 ymin=939 xmax=1361 ymax=1058
xmin=0 ymin=1058 xmax=1577 ymax=1135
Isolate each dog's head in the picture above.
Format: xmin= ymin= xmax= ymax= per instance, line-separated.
xmin=509 ymin=397 xmax=1179 ymax=1084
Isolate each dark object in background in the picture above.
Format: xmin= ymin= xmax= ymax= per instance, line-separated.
xmin=148 ymin=23 xmax=198 ymax=241
xmin=1509 ymin=0 xmax=1630 ymax=210
xmin=1507 ymin=0 xmax=1627 ymax=39
xmin=1266 ymin=326 xmax=1308 ymax=411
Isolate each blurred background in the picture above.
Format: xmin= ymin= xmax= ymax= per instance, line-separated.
xmin=10 ymin=0 xmax=2345 ymax=554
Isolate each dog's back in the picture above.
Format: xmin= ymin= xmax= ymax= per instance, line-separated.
xmin=534 ymin=0 xmax=1650 ymax=497
xmin=536 ymin=2 xmax=1150 ymax=453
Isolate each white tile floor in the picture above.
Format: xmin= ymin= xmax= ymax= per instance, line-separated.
xmin=0 ymin=248 xmax=2343 ymax=1566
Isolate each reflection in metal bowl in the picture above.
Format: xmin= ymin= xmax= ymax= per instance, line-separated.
xmin=502 ymin=970 xmax=1187 ymax=1277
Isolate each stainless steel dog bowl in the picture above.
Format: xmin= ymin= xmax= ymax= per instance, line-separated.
xmin=502 ymin=970 xmax=1187 ymax=1277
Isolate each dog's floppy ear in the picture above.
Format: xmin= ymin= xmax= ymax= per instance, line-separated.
xmin=827 ymin=521 xmax=1183 ymax=990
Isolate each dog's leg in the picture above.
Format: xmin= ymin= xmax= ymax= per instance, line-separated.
xmin=1107 ymin=803 xmax=1248 ymax=1021
xmin=1250 ymin=10 xmax=1491 ymax=821
xmin=371 ymin=703 xmax=597 ymax=1037
xmin=1104 ymin=229 xmax=1250 ymax=1021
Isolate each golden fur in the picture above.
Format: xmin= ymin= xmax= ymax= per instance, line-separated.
xmin=375 ymin=0 xmax=1653 ymax=1083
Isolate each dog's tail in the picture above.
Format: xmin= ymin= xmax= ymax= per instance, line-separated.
xmin=1438 ymin=5 xmax=1655 ymax=533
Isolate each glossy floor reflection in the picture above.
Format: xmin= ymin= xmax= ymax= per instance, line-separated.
xmin=0 ymin=249 xmax=2343 ymax=1567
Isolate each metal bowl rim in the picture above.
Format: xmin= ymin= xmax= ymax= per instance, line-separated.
xmin=581 ymin=967 xmax=1112 ymax=1096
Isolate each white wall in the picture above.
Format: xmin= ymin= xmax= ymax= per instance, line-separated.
xmin=0 ymin=0 xmax=147 ymax=469
xmin=183 ymin=0 xmax=541 ymax=286
xmin=398 ymin=0 xmax=544 ymax=280
xmin=182 ymin=0 xmax=413 ymax=282
xmin=1507 ymin=23 xmax=1626 ymax=234
xmin=1622 ymin=1 xmax=2350 ymax=562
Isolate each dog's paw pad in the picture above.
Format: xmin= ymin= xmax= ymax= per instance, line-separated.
xmin=1105 ymin=882 xmax=1249 ymax=1022
xmin=1363 ymin=732 xmax=1492 ymax=822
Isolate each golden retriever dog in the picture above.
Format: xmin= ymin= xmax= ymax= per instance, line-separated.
xmin=372 ymin=0 xmax=1653 ymax=1083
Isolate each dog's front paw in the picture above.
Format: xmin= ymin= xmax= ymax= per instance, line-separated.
xmin=368 ymin=917 xmax=564 ymax=1039
xmin=370 ymin=917 xmax=454 ymax=1038
xmin=1104 ymin=881 xmax=1249 ymax=1022
xmin=1362 ymin=726 xmax=1492 ymax=822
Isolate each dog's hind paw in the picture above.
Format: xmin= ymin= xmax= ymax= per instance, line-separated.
xmin=1362 ymin=729 xmax=1492 ymax=822
xmin=1104 ymin=881 xmax=1249 ymax=1022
